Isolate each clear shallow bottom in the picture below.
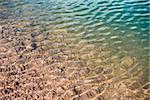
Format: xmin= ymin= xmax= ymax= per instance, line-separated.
xmin=0 ymin=0 xmax=149 ymax=99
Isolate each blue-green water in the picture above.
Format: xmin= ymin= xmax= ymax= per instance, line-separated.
xmin=0 ymin=0 xmax=149 ymax=99
xmin=7 ymin=0 xmax=148 ymax=68
xmin=1 ymin=0 xmax=149 ymax=50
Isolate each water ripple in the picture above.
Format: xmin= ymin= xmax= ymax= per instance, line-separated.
xmin=0 ymin=0 xmax=149 ymax=99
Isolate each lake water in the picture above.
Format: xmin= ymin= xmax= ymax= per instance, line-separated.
xmin=0 ymin=0 xmax=149 ymax=99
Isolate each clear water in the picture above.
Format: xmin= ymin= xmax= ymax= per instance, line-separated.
xmin=0 ymin=0 xmax=149 ymax=99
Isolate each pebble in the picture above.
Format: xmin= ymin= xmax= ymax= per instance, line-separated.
xmin=31 ymin=32 xmax=36 ymax=37
xmin=14 ymin=28 xmax=22 ymax=34
xmin=31 ymin=43 xmax=37 ymax=49
xmin=143 ymin=83 xmax=150 ymax=89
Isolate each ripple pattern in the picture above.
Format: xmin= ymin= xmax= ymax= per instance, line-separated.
xmin=0 ymin=0 xmax=149 ymax=99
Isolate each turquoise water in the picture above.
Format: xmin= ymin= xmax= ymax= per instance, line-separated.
xmin=9 ymin=0 xmax=149 ymax=66
xmin=0 ymin=0 xmax=149 ymax=99
xmin=1 ymin=0 xmax=149 ymax=49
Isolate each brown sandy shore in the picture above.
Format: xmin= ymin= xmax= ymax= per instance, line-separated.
xmin=0 ymin=18 xmax=149 ymax=100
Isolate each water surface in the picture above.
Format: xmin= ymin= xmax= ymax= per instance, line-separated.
xmin=0 ymin=0 xmax=149 ymax=99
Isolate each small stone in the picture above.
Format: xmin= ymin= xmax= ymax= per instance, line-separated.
xmin=31 ymin=43 xmax=37 ymax=49
xmin=14 ymin=28 xmax=22 ymax=34
xmin=31 ymin=32 xmax=36 ymax=37
xmin=143 ymin=83 xmax=150 ymax=89
xmin=20 ymin=42 xmax=24 ymax=45
xmin=15 ymin=82 xmax=19 ymax=86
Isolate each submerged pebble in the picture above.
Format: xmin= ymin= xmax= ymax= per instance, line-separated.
xmin=31 ymin=32 xmax=36 ymax=37
xmin=31 ymin=43 xmax=37 ymax=49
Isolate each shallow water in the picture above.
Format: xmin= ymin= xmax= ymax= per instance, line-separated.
xmin=3 ymin=0 xmax=148 ymax=60
xmin=0 ymin=0 xmax=149 ymax=99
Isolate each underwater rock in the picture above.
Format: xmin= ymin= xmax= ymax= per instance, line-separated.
xmin=14 ymin=28 xmax=22 ymax=35
xmin=31 ymin=43 xmax=37 ymax=50
xmin=143 ymin=83 xmax=150 ymax=90
xmin=31 ymin=32 xmax=36 ymax=37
